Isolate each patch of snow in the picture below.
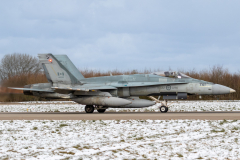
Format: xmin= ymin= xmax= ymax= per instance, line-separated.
xmin=0 ymin=120 xmax=239 ymax=159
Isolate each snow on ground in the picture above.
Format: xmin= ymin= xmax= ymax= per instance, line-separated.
xmin=0 ymin=101 xmax=240 ymax=112
xmin=0 ymin=120 xmax=239 ymax=159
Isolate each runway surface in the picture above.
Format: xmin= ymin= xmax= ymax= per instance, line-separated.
xmin=0 ymin=111 xmax=240 ymax=120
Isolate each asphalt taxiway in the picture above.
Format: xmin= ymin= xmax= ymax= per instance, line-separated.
xmin=0 ymin=111 xmax=240 ymax=120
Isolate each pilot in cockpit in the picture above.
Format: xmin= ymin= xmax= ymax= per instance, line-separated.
xmin=152 ymin=71 xmax=190 ymax=79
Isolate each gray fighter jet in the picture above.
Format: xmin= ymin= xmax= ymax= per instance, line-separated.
xmin=9 ymin=54 xmax=236 ymax=113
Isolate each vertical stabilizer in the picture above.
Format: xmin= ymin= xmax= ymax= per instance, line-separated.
xmin=54 ymin=55 xmax=85 ymax=80
xmin=38 ymin=54 xmax=80 ymax=85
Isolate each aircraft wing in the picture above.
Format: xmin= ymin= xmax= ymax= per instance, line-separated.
xmin=8 ymin=87 xmax=55 ymax=92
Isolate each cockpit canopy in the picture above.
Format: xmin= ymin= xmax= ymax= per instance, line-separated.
xmin=151 ymin=71 xmax=191 ymax=79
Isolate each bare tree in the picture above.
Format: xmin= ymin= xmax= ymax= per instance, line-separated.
xmin=0 ymin=53 xmax=42 ymax=85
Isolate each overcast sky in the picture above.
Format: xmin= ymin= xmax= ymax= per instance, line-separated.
xmin=0 ymin=0 xmax=239 ymax=72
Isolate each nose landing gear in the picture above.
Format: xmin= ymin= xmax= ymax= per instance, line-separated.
xmin=148 ymin=96 xmax=169 ymax=113
xmin=159 ymin=100 xmax=169 ymax=113
xmin=160 ymin=105 xmax=168 ymax=113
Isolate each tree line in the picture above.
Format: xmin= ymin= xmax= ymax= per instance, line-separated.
xmin=0 ymin=53 xmax=239 ymax=101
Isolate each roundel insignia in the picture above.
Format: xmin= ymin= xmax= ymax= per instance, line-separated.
xmin=166 ymin=85 xmax=171 ymax=90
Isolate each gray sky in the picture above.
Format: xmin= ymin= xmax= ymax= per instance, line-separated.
xmin=0 ymin=0 xmax=239 ymax=72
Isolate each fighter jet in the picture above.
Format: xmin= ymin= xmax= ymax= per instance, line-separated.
xmin=9 ymin=54 xmax=236 ymax=113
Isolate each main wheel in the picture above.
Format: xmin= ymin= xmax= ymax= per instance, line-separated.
xmin=97 ymin=109 xmax=106 ymax=113
xmin=85 ymin=105 xmax=94 ymax=113
xmin=160 ymin=106 xmax=168 ymax=113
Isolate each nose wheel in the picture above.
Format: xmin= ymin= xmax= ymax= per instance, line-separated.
xmin=159 ymin=99 xmax=169 ymax=113
xmin=160 ymin=106 xmax=168 ymax=113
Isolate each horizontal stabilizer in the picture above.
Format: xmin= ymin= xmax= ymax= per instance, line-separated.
xmin=8 ymin=87 xmax=54 ymax=93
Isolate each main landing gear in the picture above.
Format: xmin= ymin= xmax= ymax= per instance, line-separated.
xmin=84 ymin=105 xmax=107 ymax=113
xmin=97 ymin=109 xmax=106 ymax=113
xmin=85 ymin=105 xmax=94 ymax=113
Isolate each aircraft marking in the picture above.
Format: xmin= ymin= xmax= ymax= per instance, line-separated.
xmin=166 ymin=85 xmax=171 ymax=90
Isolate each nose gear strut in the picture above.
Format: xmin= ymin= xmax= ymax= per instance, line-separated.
xmin=148 ymin=96 xmax=169 ymax=113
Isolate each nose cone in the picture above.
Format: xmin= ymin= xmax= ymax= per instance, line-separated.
xmin=212 ymin=84 xmax=236 ymax=95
